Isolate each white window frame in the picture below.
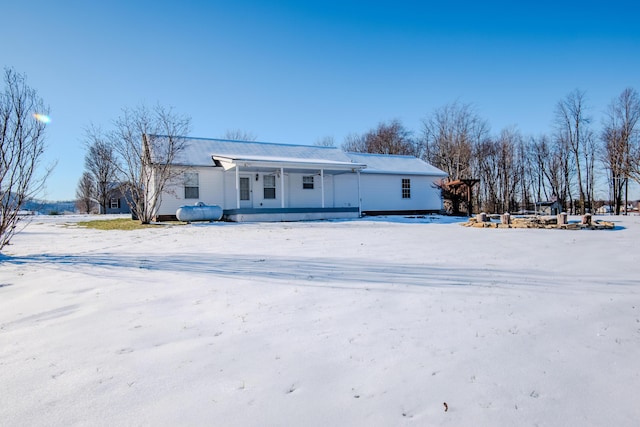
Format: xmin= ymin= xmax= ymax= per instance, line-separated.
xmin=184 ymin=172 xmax=200 ymax=199
xmin=263 ymin=175 xmax=276 ymax=199
xmin=402 ymin=178 xmax=411 ymax=199
xmin=302 ymin=175 xmax=314 ymax=190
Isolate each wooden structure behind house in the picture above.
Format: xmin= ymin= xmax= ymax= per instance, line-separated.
xmin=149 ymin=136 xmax=447 ymax=222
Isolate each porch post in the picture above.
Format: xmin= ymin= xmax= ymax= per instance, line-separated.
xmin=357 ymin=170 xmax=362 ymax=217
xmin=280 ymin=167 xmax=285 ymax=208
xmin=321 ymin=169 xmax=325 ymax=208
xmin=235 ymin=165 xmax=240 ymax=209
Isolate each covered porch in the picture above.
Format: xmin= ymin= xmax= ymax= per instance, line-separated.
xmin=212 ymin=154 xmax=367 ymax=222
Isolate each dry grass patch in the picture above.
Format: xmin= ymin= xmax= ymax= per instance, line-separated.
xmin=77 ymin=218 xmax=167 ymax=231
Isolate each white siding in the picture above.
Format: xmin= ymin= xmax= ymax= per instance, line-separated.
xmin=286 ymin=173 xmax=335 ymax=208
xmin=157 ymin=165 xmax=442 ymax=217
xmin=333 ymin=174 xmax=360 ymax=208
xmin=359 ymin=174 xmax=442 ymax=212
xmin=156 ymin=167 xmax=225 ymax=216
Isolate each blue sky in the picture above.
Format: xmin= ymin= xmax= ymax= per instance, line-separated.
xmin=3 ymin=0 xmax=640 ymax=201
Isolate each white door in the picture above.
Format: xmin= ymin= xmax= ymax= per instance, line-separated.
xmin=239 ymin=176 xmax=252 ymax=208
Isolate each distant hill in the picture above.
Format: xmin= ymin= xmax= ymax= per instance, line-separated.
xmin=21 ymin=199 xmax=77 ymax=215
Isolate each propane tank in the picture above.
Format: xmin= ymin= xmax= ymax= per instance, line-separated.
xmin=176 ymin=202 xmax=223 ymax=222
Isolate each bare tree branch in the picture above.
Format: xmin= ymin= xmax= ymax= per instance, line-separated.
xmin=83 ymin=124 xmax=117 ymax=214
xmin=222 ymin=129 xmax=257 ymax=141
xmin=109 ymin=104 xmax=191 ymax=223
xmin=0 ymin=67 xmax=53 ymax=251
xmin=75 ymin=171 xmax=96 ymax=214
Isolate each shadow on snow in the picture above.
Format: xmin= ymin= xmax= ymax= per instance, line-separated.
xmin=3 ymin=252 xmax=636 ymax=293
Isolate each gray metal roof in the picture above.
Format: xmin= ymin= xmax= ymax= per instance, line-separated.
xmin=345 ymin=152 xmax=448 ymax=176
xmin=173 ymin=136 xmax=355 ymax=166
xmin=163 ymin=136 xmax=447 ymax=177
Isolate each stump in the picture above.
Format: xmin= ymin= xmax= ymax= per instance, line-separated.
xmin=501 ymin=213 xmax=511 ymax=225
xmin=582 ymin=213 xmax=592 ymax=225
xmin=476 ymin=212 xmax=488 ymax=223
xmin=557 ymin=212 xmax=568 ymax=225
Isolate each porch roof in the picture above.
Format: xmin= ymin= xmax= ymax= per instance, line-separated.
xmin=212 ymin=154 xmax=366 ymax=174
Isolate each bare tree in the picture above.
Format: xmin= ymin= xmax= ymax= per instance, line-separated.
xmin=422 ymin=102 xmax=490 ymax=181
xmin=83 ymin=125 xmax=117 ymax=214
xmin=582 ymin=130 xmax=598 ymax=213
xmin=602 ymin=126 xmax=626 ymax=214
xmin=554 ymin=89 xmax=590 ymax=214
xmin=341 ymin=132 xmax=366 ymax=152
xmin=0 ymin=68 xmax=52 ymax=251
xmin=342 ymin=120 xmax=415 ymax=155
xmin=314 ymin=136 xmax=335 ymax=147
xmin=602 ymin=88 xmax=640 ymax=214
xmin=475 ymin=137 xmax=500 ymax=212
xmin=75 ymin=171 xmax=96 ymax=214
xmin=515 ymin=136 xmax=535 ymax=212
xmin=474 ymin=127 xmax=525 ymax=213
xmin=222 ymin=129 xmax=257 ymax=141
xmin=109 ymin=104 xmax=191 ymax=224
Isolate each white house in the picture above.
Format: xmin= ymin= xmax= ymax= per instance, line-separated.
xmin=151 ymin=136 xmax=447 ymax=222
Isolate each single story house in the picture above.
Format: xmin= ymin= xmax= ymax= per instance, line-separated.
xmin=151 ymin=136 xmax=447 ymax=222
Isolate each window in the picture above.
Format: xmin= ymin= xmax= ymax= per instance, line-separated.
xmin=184 ymin=172 xmax=199 ymax=199
xmin=263 ymin=175 xmax=276 ymax=199
xmin=303 ymin=175 xmax=314 ymax=189
xmin=110 ymin=198 xmax=120 ymax=209
xmin=402 ymin=178 xmax=411 ymax=199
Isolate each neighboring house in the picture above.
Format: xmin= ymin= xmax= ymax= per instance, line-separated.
xmin=150 ymin=136 xmax=447 ymax=222
xmin=100 ymin=183 xmax=132 ymax=215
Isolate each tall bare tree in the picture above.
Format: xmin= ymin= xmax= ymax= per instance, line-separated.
xmin=422 ymin=102 xmax=490 ymax=181
xmin=75 ymin=171 xmax=96 ymax=214
xmin=582 ymin=130 xmax=598 ymax=212
xmin=83 ymin=125 xmax=117 ymax=214
xmin=602 ymin=88 xmax=640 ymax=214
xmin=0 ymin=68 xmax=52 ymax=251
xmin=554 ymin=89 xmax=590 ymax=214
xmin=475 ymin=127 xmax=525 ymax=213
xmin=530 ymin=134 xmax=571 ymax=209
xmin=109 ymin=104 xmax=191 ymax=224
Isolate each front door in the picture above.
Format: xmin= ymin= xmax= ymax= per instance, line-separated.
xmin=239 ymin=176 xmax=252 ymax=208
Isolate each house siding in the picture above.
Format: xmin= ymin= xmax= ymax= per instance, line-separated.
xmin=155 ymin=167 xmax=225 ymax=217
xmin=359 ymin=174 xmax=442 ymax=213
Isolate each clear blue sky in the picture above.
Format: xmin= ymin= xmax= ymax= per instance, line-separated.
xmin=3 ymin=0 xmax=640 ymax=201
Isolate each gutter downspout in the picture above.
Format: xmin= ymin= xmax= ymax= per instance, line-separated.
xmin=357 ymin=170 xmax=362 ymax=217
xmin=235 ymin=165 xmax=240 ymax=209
xmin=280 ymin=167 xmax=285 ymax=208
xmin=321 ymin=169 xmax=325 ymax=208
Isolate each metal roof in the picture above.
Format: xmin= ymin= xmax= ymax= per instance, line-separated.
xmin=172 ymin=136 xmax=355 ymax=166
xmin=158 ymin=135 xmax=447 ymax=176
xmin=345 ymin=152 xmax=448 ymax=176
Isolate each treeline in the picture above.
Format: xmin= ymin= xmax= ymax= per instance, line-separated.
xmin=337 ymin=88 xmax=640 ymax=215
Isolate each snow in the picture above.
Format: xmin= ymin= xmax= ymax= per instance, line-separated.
xmin=1 ymin=214 xmax=640 ymax=426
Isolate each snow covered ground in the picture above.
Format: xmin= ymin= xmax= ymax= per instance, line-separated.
xmin=1 ymin=214 xmax=639 ymax=426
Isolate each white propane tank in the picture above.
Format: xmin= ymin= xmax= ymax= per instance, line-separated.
xmin=176 ymin=202 xmax=223 ymax=222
